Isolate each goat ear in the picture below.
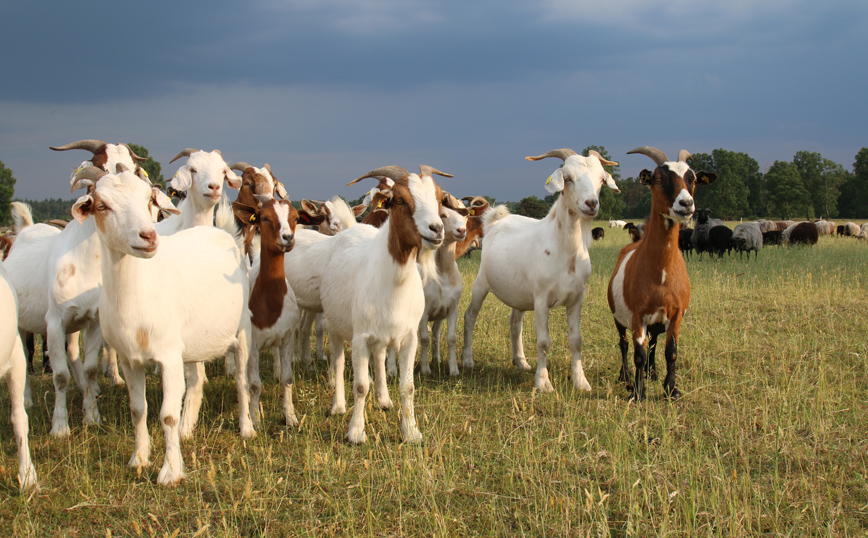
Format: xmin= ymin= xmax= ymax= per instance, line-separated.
xmin=71 ymin=195 xmax=94 ymax=223
xmin=233 ymin=202 xmax=259 ymax=225
xmin=604 ymin=173 xmax=621 ymax=193
xmin=370 ymin=191 xmax=393 ymax=210
xmin=170 ymin=166 xmax=193 ymax=192
xmin=274 ymin=181 xmax=287 ymax=199
xmin=351 ymin=203 xmax=367 ymax=217
xmin=544 ymin=168 xmax=565 ymax=194
xmin=695 ymin=171 xmax=717 ymax=186
xmin=152 ymin=188 xmax=181 ymax=215
xmin=300 ymin=199 xmax=320 ymax=214
xmin=225 ymin=169 xmax=241 ymax=190
xmin=638 ymin=169 xmax=654 ymax=185
xmin=297 ymin=208 xmax=326 ymax=226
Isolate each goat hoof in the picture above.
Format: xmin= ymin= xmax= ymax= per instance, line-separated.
xmin=347 ymin=429 xmax=367 ymax=445
xmin=513 ymin=358 xmax=532 ymax=371
xmin=666 ymin=387 xmax=682 ymax=400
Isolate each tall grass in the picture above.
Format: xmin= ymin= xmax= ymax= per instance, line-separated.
xmin=1 ymin=227 xmax=867 ymax=537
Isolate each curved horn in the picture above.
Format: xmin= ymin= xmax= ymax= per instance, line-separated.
xmin=230 ymin=161 xmax=253 ymax=172
xmin=263 ymin=163 xmax=274 ymax=176
xmin=347 ymin=165 xmax=409 ymax=187
xmin=627 ymin=146 xmax=669 ymax=167
xmin=677 ymin=149 xmax=691 ymax=163
xmin=418 ymin=165 xmax=454 ymax=178
xmin=587 ymin=150 xmax=619 ymax=167
xmin=120 ymin=144 xmax=147 ymax=162
xmin=525 ymin=148 xmax=578 ymax=162
xmin=170 ymin=148 xmax=199 ymax=164
xmin=50 ymin=139 xmax=107 ymax=154
xmin=71 ymin=166 xmax=107 ymax=193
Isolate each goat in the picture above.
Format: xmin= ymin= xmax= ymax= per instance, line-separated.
xmin=322 ymin=165 xmax=447 ymax=444
xmin=0 ymin=264 xmax=38 ymax=491
xmin=232 ymin=197 xmax=323 ymax=427
xmin=70 ymin=165 xmax=253 ymax=486
xmin=607 ymin=146 xmax=716 ymax=401
xmin=844 ymin=222 xmax=861 ymax=237
xmin=592 ymin=227 xmax=605 ymax=241
xmin=609 ymin=219 xmax=626 ymax=229
xmin=4 ymin=140 xmax=144 ymax=435
xmin=453 ymin=196 xmax=489 ymax=258
xmin=307 ymin=196 xmax=366 ymax=235
xmin=462 ymin=148 xmax=620 ymax=392
xmin=678 ymin=228 xmax=693 ymax=259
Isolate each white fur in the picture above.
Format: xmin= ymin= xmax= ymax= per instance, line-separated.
xmin=3 ymin=145 xmax=139 ymax=436
xmin=610 ymin=250 xmax=635 ymax=329
xmin=462 ymin=153 xmax=619 ymax=393
xmin=321 ymin=172 xmax=443 ymax=444
xmin=0 ymin=264 xmax=38 ymax=491
xmin=75 ymin=170 xmax=253 ymax=486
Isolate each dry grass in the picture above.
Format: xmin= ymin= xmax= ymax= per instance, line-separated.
xmin=1 ymin=225 xmax=867 ymax=537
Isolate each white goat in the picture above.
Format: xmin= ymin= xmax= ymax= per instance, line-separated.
xmin=322 ymin=165 xmax=447 ymax=444
xmin=70 ymin=166 xmax=253 ymax=486
xmin=0 ymin=264 xmax=38 ymax=491
xmin=462 ymin=149 xmax=620 ymax=392
xmin=4 ymin=140 xmax=144 ymax=435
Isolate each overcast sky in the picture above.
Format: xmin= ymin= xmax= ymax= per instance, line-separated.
xmin=1 ymin=0 xmax=866 ymax=203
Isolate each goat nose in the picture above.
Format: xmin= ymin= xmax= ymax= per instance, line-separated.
xmin=585 ymin=199 xmax=598 ymax=210
xmin=282 ymin=233 xmax=294 ymax=243
xmin=139 ymin=230 xmax=157 ymax=243
xmin=429 ymin=222 xmax=443 ymax=235
xmin=679 ymin=198 xmax=694 ymax=208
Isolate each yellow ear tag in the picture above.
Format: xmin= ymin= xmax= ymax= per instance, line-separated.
xmin=469 ymin=208 xmax=476 ymax=216
xmin=141 ymin=169 xmax=149 ymax=178
xmin=279 ymin=182 xmax=284 ymax=188
xmin=546 ymin=176 xmax=553 ymax=185
xmin=249 ymin=214 xmax=257 ymax=223
xmin=377 ymin=199 xmax=384 ymax=208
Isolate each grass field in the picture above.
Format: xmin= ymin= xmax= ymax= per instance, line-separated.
xmin=2 ymin=225 xmax=867 ymax=537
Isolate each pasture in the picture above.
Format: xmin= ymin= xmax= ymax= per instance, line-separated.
xmin=1 ymin=225 xmax=867 ymax=537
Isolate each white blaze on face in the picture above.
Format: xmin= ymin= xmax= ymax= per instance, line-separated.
xmin=408 ymin=174 xmax=442 ymax=246
xmin=274 ymin=202 xmax=293 ymax=242
xmin=665 ymin=161 xmax=695 ymax=221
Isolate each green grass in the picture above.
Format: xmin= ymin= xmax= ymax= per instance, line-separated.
xmin=2 ymin=226 xmax=867 ymax=537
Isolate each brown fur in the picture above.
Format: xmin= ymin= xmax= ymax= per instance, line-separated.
xmin=0 ymin=235 xmax=12 ymax=260
xmin=453 ymin=198 xmax=490 ymax=259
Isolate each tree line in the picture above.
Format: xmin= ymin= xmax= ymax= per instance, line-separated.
xmin=2 ymin=145 xmax=867 ymax=226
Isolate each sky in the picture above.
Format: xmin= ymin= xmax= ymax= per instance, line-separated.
xmin=1 ymin=0 xmax=866 ymax=203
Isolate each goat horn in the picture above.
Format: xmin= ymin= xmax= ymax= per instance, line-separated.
xmin=627 ymin=146 xmax=669 ymax=167
xmin=50 ymin=139 xmax=107 ymax=154
xmin=115 ymin=163 xmax=130 ymax=174
xmin=263 ymin=163 xmax=274 ymax=175
xmin=170 ymin=148 xmax=199 ymax=164
xmin=120 ymin=144 xmax=147 ymax=162
xmin=253 ymin=194 xmax=271 ymax=206
xmin=419 ymin=165 xmax=454 ymax=178
xmin=71 ymin=166 xmax=107 ymax=193
xmin=677 ymin=150 xmax=691 ymax=163
xmin=347 ymin=165 xmax=409 ymax=187
xmin=230 ymin=162 xmax=253 ymax=172
xmin=525 ymin=149 xmax=578 ymax=162
xmin=587 ymin=150 xmax=619 ymax=167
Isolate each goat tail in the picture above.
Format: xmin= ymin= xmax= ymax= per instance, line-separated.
xmin=482 ymin=204 xmax=510 ymax=234
xmin=10 ymin=202 xmax=34 ymax=233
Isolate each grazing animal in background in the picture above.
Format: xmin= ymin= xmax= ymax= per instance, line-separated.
xmin=609 ymin=219 xmax=626 ymax=229
xmin=607 ymin=146 xmax=716 ymax=401
xmin=678 ymin=228 xmax=693 ymax=258
xmin=592 ymin=227 xmax=605 ymax=241
xmin=731 ymin=222 xmax=763 ymax=259
xmin=462 ymin=148 xmax=621 ymax=393
xmin=0 ymin=263 xmax=38 ymax=491
xmin=844 ymin=222 xmax=861 ymax=237
xmin=628 ymin=227 xmax=642 ymax=243
xmin=859 ymin=223 xmax=868 ymax=239
xmin=836 ymin=225 xmax=846 ymax=237
xmin=707 ymin=225 xmax=733 ymax=258
xmin=691 ymin=209 xmax=724 ymax=259
xmin=784 ymin=222 xmax=819 ymax=246
xmin=70 ymin=165 xmax=254 ymax=486
xmin=762 ymin=230 xmax=783 ymax=246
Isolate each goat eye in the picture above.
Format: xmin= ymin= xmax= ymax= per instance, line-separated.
xmin=188 ymin=168 xmax=197 ymax=174
xmin=95 ymin=202 xmax=107 ymax=211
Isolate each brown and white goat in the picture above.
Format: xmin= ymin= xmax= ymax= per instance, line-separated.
xmin=232 ymin=197 xmax=323 ymax=427
xmin=607 ymin=147 xmax=716 ymax=401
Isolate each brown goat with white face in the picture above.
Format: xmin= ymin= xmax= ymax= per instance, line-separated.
xmin=607 ymin=147 xmax=716 ymax=401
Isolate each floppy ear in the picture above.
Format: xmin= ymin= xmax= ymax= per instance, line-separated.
xmin=638 ymin=169 xmax=654 ymax=186
xmin=170 ymin=166 xmax=193 ymax=192
xmin=604 ymin=172 xmax=620 ymax=193
xmin=370 ymin=190 xmax=393 ymax=211
xmin=274 ymin=181 xmax=287 ymax=199
xmin=233 ymin=201 xmax=260 ymax=225
xmin=300 ymin=199 xmax=320 ymax=214
xmin=351 ymin=203 xmax=367 ymax=217
xmin=695 ymin=171 xmax=717 ymax=186
xmin=224 ymin=169 xmax=241 ymax=190
xmin=544 ymin=168 xmax=565 ymax=194
xmin=71 ymin=194 xmax=94 ymax=223
xmin=152 ymin=188 xmax=180 ymax=215
xmin=297 ymin=208 xmax=326 ymax=226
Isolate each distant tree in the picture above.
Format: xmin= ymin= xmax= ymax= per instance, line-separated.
xmin=764 ymin=160 xmax=810 ymax=219
xmin=0 ymin=160 xmax=15 ymax=225
xmin=13 ymin=198 xmax=78 ymax=222
xmin=582 ymin=145 xmax=624 ymax=219
xmin=689 ymin=149 xmax=755 ymax=219
xmin=838 ymin=148 xmax=868 ymax=218
xmin=514 ymin=195 xmax=550 ymax=219
xmin=617 ymin=176 xmax=650 ymax=219
xmin=128 ymin=143 xmax=165 ymax=189
xmin=793 ymin=151 xmax=846 ymax=219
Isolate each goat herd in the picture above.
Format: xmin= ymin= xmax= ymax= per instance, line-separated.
xmin=0 ymin=141 xmax=857 ymax=491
